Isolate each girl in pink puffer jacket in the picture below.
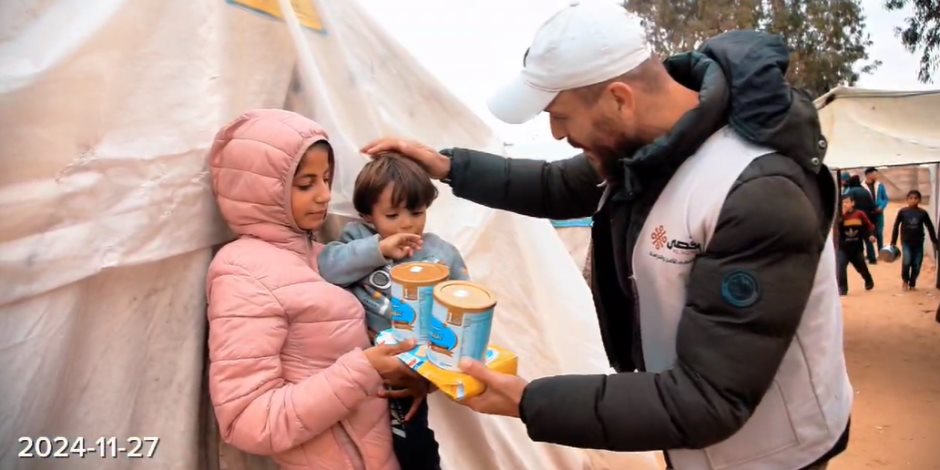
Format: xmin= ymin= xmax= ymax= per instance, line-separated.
xmin=206 ymin=109 xmax=417 ymax=470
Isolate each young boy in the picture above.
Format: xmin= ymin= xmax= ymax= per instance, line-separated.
xmin=845 ymin=174 xmax=879 ymax=263
xmin=318 ymin=154 xmax=469 ymax=470
xmin=890 ymin=190 xmax=938 ymax=291
xmin=837 ymin=195 xmax=876 ymax=295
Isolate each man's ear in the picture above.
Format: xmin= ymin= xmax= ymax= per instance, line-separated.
xmin=607 ymin=82 xmax=636 ymax=113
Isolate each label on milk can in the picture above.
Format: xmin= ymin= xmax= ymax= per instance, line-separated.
xmin=428 ymin=281 xmax=496 ymax=372
xmin=389 ymin=284 xmax=436 ymax=341
xmin=389 ymin=263 xmax=450 ymax=342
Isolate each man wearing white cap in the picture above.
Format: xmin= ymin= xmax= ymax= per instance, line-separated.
xmin=364 ymin=1 xmax=851 ymax=468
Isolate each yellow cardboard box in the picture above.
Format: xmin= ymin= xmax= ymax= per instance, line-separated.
xmin=375 ymin=330 xmax=518 ymax=401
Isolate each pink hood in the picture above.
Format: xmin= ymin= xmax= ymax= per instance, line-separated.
xmin=209 ymin=108 xmax=329 ymax=252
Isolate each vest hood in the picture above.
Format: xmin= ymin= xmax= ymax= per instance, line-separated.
xmin=619 ymin=31 xmax=825 ymax=199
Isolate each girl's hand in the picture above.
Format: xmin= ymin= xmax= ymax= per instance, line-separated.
xmin=379 ymin=379 xmax=435 ymax=422
xmin=364 ymin=340 xmax=420 ymax=383
xmin=379 ymin=233 xmax=423 ymax=260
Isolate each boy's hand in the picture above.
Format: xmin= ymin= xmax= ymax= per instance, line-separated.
xmin=869 ymin=236 xmax=877 ymax=244
xmin=379 ymin=379 xmax=434 ymax=422
xmin=379 ymin=233 xmax=423 ymax=260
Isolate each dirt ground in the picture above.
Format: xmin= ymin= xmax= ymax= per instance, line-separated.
xmin=831 ymin=202 xmax=940 ymax=469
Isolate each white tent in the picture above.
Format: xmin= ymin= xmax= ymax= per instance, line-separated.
xmin=0 ymin=0 xmax=656 ymax=469
xmin=815 ymin=87 xmax=940 ymax=170
xmin=816 ymin=87 xmax=940 ymax=245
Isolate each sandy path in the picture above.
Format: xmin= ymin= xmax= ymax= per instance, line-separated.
xmin=831 ymin=203 xmax=940 ymax=469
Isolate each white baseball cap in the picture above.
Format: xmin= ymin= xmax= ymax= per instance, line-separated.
xmin=487 ymin=0 xmax=653 ymax=124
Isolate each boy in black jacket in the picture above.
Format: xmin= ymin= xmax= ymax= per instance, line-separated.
xmin=891 ymin=190 xmax=939 ymax=290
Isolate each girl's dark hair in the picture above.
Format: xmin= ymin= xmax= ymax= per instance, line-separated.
xmin=908 ymin=189 xmax=922 ymax=199
xmin=297 ymin=140 xmax=335 ymax=182
xmin=353 ymin=154 xmax=438 ymax=215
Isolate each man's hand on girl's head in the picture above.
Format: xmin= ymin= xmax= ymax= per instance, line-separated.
xmin=361 ymin=138 xmax=451 ymax=180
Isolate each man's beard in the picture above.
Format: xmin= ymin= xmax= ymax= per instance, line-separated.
xmin=591 ymin=134 xmax=646 ymax=185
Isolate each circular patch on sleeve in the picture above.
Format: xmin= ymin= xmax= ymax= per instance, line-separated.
xmin=368 ymin=269 xmax=392 ymax=290
xmin=721 ymin=270 xmax=761 ymax=308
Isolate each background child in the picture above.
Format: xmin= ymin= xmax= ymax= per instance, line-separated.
xmin=890 ymin=190 xmax=938 ymax=291
xmin=837 ymin=195 xmax=876 ymax=296
xmin=845 ymin=174 xmax=880 ymax=264
xmin=319 ymin=154 xmax=469 ymax=470
xmin=863 ymin=167 xmax=890 ymax=253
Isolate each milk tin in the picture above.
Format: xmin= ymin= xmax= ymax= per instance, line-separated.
xmin=428 ymin=281 xmax=496 ymax=372
xmin=389 ymin=262 xmax=450 ymax=342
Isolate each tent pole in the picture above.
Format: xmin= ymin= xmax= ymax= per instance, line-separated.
xmin=834 ymin=169 xmax=842 ymax=257
xmin=930 ymin=163 xmax=940 ymax=237
xmin=934 ymin=164 xmax=940 ymax=289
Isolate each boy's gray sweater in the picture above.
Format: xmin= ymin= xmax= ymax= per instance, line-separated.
xmin=318 ymin=221 xmax=469 ymax=332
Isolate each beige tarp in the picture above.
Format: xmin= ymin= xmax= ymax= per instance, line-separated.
xmin=555 ymin=227 xmax=592 ymax=279
xmin=0 ymin=0 xmax=656 ymax=468
xmin=815 ymin=87 xmax=940 ymax=170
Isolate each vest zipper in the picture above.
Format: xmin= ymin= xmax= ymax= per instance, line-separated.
xmin=627 ymin=272 xmax=645 ymax=370
xmin=626 ymin=205 xmax=646 ymax=370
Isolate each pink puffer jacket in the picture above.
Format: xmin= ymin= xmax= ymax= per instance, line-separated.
xmin=206 ymin=109 xmax=398 ymax=470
